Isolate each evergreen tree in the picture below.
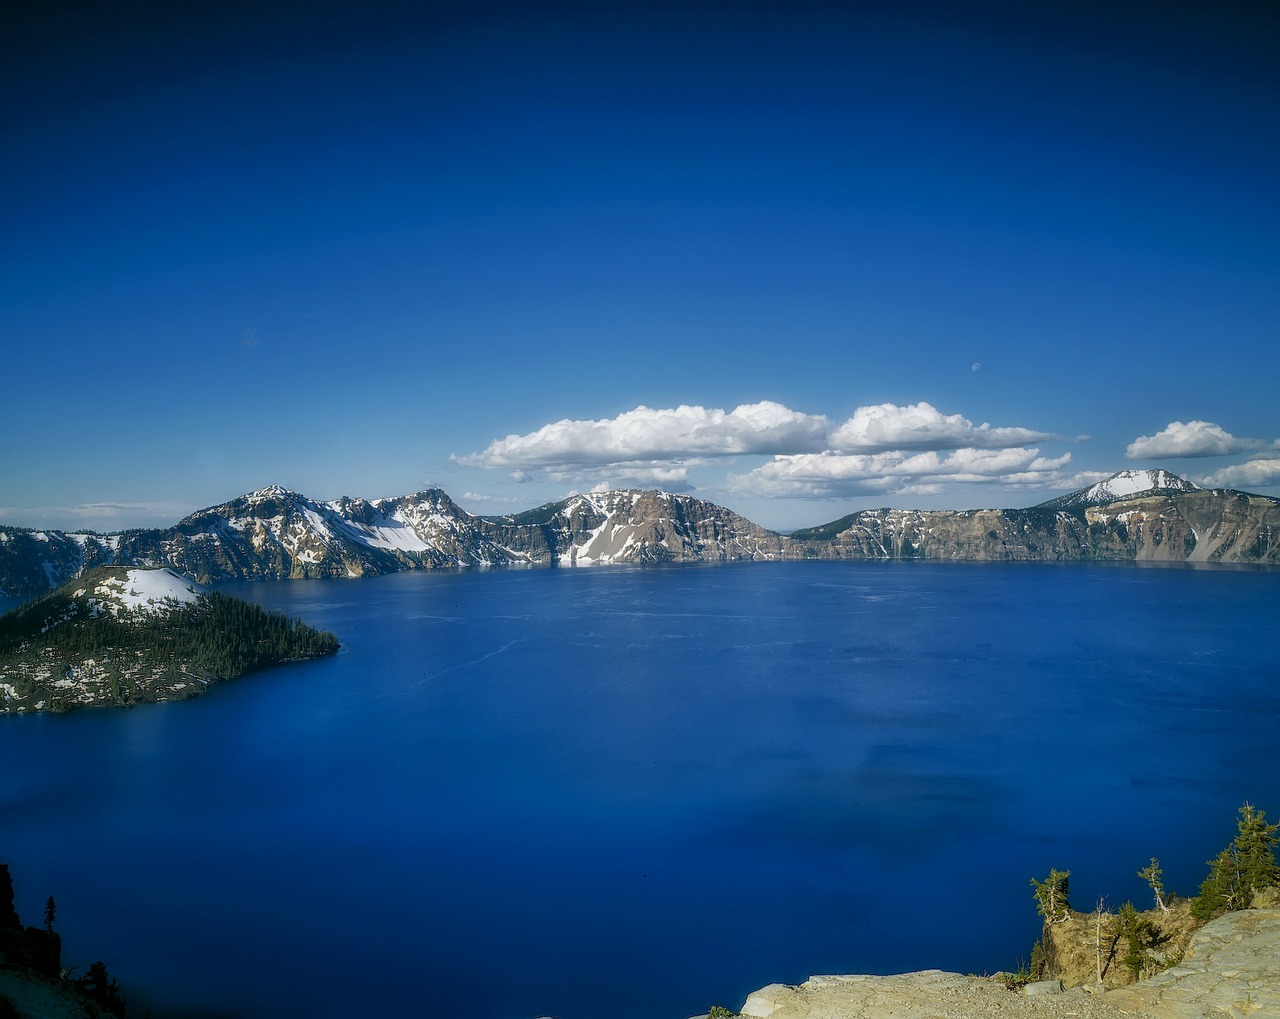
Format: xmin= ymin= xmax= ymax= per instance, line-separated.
xmin=1137 ymin=857 xmax=1167 ymax=912
xmin=43 ymin=895 xmax=55 ymax=932
xmin=1117 ymin=901 xmax=1157 ymax=980
xmin=1031 ymin=868 xmax=1071 ymax=923
xmin=1192 ymin=802 xmax=1279 ymax=920
xmin=78 ymin=960 xmax=126 ymax=1017
xmin=1234 ymin=802 xmax=1280 ymax=895
xmin=1193 ymin=846 xmax=1242 ymax=920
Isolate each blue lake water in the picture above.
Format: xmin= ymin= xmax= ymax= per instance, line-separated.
xmin=2 ymin=562 xmax=1279 ymax=1018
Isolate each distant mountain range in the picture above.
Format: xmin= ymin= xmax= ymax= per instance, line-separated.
xmin=1 ymin=470 xmax=1276 ymax=598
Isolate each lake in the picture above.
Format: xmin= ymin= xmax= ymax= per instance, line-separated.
xmin=2 ymin=561 xmax=1279 ymax=1018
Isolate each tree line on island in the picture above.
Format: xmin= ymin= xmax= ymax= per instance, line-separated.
xmin=0 ymin=570 xmax=340 ymax=711
xmin=0 ymin=590 xmax=336 ymax=678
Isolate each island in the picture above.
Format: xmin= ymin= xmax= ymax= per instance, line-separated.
xmin=0 ymin=566 xmax=339 ymax=713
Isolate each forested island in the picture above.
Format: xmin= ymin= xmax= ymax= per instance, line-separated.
xmin=0 ymin=566 xmax=338 ymax=713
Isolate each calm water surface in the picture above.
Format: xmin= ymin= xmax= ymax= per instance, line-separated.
xmin=2 ymin=562 xmax=1278 ymax=1018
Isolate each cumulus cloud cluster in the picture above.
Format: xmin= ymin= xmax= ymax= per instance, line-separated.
xmin=1199 ymin=459 xmax=1280 ymax=489
xmin=458 ymin=402 xmax=1280 ymax=505
xmin=459 ymin=400 xmax=1077 ymax=499
xmin=829 ymin=402 xmax=1055 ymax=452
xmin=1125 ymin=420 xmax=1272 ymax=459
xmin=458 ymin=402 xmax=830 ymax=467
xmin=1124 ymin=419 xmax=1280 ymax=493
xmin=733 ymin=448 xmax=1073 ymax=499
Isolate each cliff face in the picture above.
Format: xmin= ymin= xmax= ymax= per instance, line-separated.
xmin=1037 ymin=900 xmax=1201 ymax=990
xmin=1084 ymin=490 xmax=1280 ymax=564
xmin=0 ymin=864 xmax=62 ymax=985
xmin=492 ymin=490 xmax=788 ymax=565
xmin=0 ymin=864 xmax=124 ymax=1019
xmin=2 ymin=477 xmax=1278 ymax=598
xmin=787 ymin=492 xmax=1280 ymax=566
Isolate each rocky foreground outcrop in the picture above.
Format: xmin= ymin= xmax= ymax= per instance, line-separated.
xmin=733 ymin=909 xmax=1280 ymax=1019
xmin=1104 ymin=908 xmax=1280 ymax=1018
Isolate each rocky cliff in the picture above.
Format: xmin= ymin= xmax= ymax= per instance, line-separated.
xmin=484 ymin=489 xmax=788 ymax=565
xmin=787 ymin=490 xmax=1280 ymax=565
xmin=0 ymin=865 xmax=123 ymax=1019
xmin=2 ymin=472 xmax=1277 ymax=598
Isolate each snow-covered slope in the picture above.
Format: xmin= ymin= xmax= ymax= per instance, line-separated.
xmin=122 ymin=485 xmax=540 ymax=584
xmin=0 ymin=529 xmax=119 ymax=597
xmin=82 ymin=567 xmax=203 ymax=616
xmin=1036 ymin=469 xmax=1200 ymax=511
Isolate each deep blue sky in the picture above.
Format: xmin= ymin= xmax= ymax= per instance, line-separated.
xmin=3 ymin=1 xmax=1277 ymax=531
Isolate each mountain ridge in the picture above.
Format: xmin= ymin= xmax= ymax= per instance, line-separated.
xmin=2 ymin=471 xmax=1277 ymax=597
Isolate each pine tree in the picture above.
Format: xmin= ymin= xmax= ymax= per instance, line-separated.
xmin=1031 ymin=868 xmax=1071 ymax=923
xmin=1193 ymin=847 xmax=1242 ymax=920
xmin=1137 ymin=857 xmax=1168 ymax=912
xmin=1234 ymin=802 xmax=1280 ymax=897
xmin=1117 ymin=901 xmax=1157 ymax=980
xmin=1192 ymin=802 xmax=1280 ymax=920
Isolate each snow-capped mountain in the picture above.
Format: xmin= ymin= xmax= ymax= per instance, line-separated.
xmin=485 ymin=489 xmax=787 ymax=565
xmin=115 ymin=484 xmax=539 ymax=584
xmin=2 ymin=474 xmax=1277 ymax=598
xmin=1036 ymin=469 xmax=1201 ymax=511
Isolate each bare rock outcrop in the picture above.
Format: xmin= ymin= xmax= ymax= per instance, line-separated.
xmin=737 ymin=969 xmax=1149 ymax=1018
xmin=732 ymin=909 xmax=1280 ymax=1019
xmin=1103 ymin=909 xmax=1280 ymax=1018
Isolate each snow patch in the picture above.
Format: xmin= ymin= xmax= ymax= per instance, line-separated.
xmin=93 ymin=569 xmax=204 ymax=616
xmin=339 ymin=507 xmax=433 ymax=552
xmin=1083 ymin=469 xmax=1199 ymax=503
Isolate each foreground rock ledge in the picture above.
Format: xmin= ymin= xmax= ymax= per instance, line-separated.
xmin=737 ymin=909 xmax=1280 ymax=1019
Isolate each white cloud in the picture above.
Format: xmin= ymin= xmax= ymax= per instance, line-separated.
xmin=1197 ymin=458 xmax=1280 ymax=490
xmin=458 ymin=401 xmax=830 ymax=468
xmin=460 ymin=492 xmax=526 ymax=505
xmin=461 ymin=399 xmax=1058 ymax=472
xmin=588 ymin=465 xmax=694 ymax=492
xmin=829 ymin=402 xmax=1056 ymax=452
xmin=732 ymin=447 xmax=1074 ymax=499
xmin=1126 ymin=420 xmax=1273 ymax=459
xmin=458 ymin=399 xmax=1068 ymax=502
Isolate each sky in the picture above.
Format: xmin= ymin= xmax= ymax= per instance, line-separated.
xmin=2 ymin=0 xmax=1277 ymax=533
